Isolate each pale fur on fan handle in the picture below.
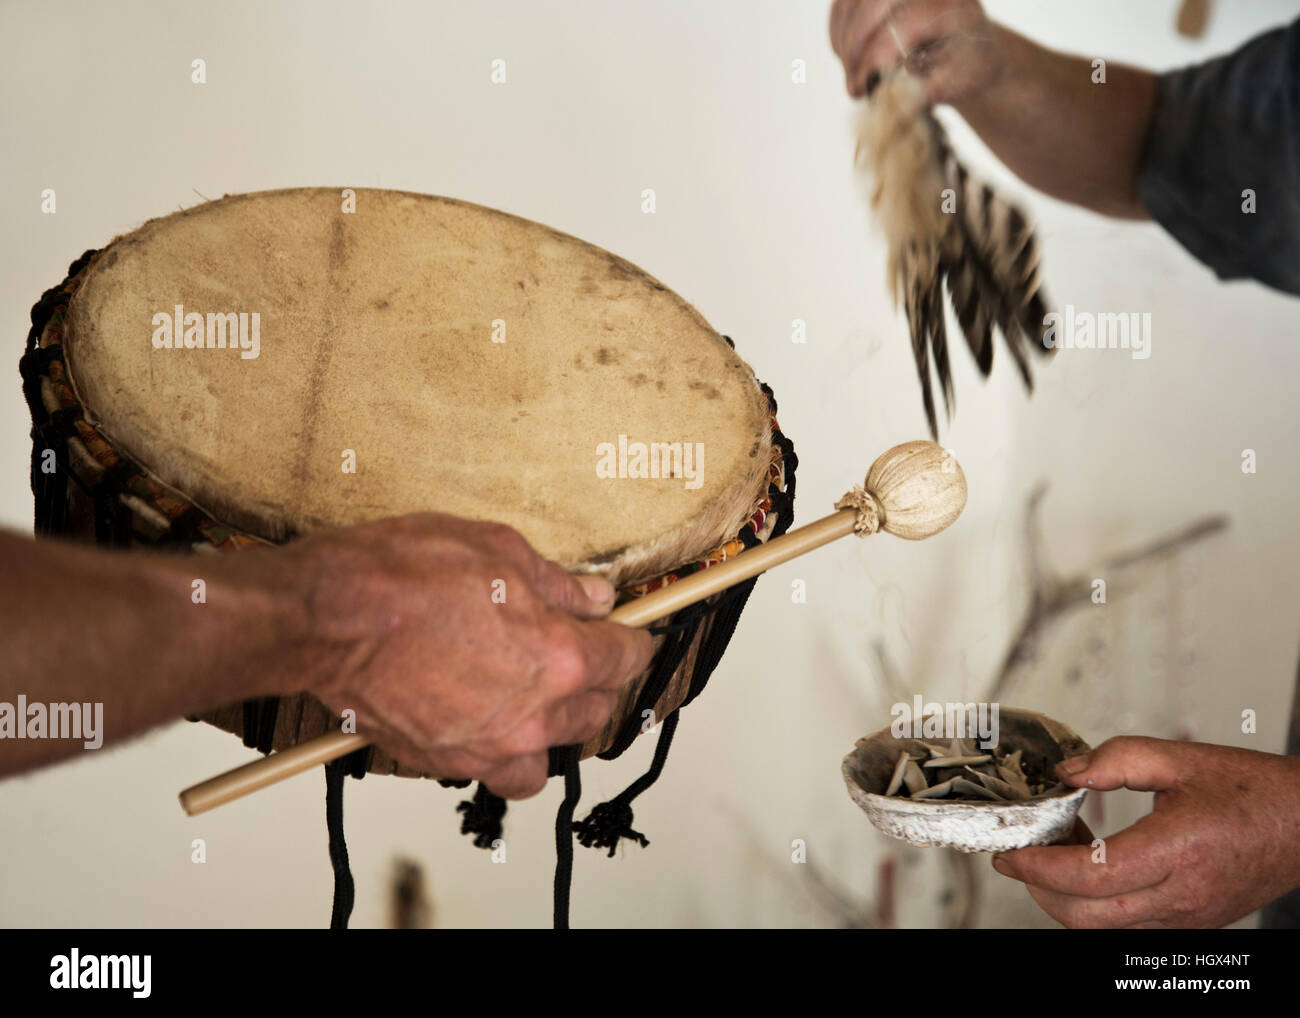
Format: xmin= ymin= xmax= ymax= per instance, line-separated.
xmin=856 ymin=70 xmax=1054 ymax=440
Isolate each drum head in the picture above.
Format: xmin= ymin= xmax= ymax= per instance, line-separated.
xmin=62 ymin=188 xmax=772 ymax=584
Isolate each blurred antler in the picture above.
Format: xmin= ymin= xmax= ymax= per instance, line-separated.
xmin=985 ymin=485 xmax=1227 ymax=704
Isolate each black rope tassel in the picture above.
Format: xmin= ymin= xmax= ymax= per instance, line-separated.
xmin=573 ymin=710 xmax=679 ymax=856
xmin=455 ymin=782 xmax=508 ymax=848
xmin=325 ymin=759 xmax=355 ymax=930
xmin=552 ymin=744 xmax=582 ymax=930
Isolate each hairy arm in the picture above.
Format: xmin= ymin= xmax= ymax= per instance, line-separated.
xmin=955 ymin=24 xmax=1157 ymax=219
xmin=0 ymin=516 xmax=651 ymax=798
xmin=0 ymin=529 xmax=303 ymax=775
xmin=831 ymin=1 xmax=1158 ymax=218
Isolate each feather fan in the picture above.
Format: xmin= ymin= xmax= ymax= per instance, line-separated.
xmin=856 ymin=70 xmax=1053 ymax=439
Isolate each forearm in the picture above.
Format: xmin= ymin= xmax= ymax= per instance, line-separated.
xmin=955 ymin=24 xmax=1158 ymax=219
xmin=0 ymin=530 xmax=307 ymax=776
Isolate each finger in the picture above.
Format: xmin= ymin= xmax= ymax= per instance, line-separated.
xmin=843 ymin=0 xmax=908 ymax=96
xmin=532 ymin=558 xmax=617 ymax=619
xmin=1056 ymin=735 xmax=1184 ymax=792
xmin=479 ymin=752 xmax=550 ymax=801
xmin=543 ymin=690 xmax=619 ymax=749
xmin=373 ymin=733 xmax=494 ymax=782
xmin=888 ymin=0 xmax=978 ymax=67
xmin=829 ymin=0 xmax=850 ymax=57
xmin=992 ymin=842 xmax=1094 ymax=891
xmin=843 ymin=0 xmax=905 ymax=69
xmin=993 ymin=811 xmax=1177 ymax=898
xmin=369 ymin=743 xmax=467 ymax=782
xmin=545 ymin=616 xmax=653 ymax=697
xmin=1024 ymin=882 xmax=1169 ymax=929
xmin=852 ymin=0 xmax=976 ymax=96
xmin=488 ymin=690 xmax=618 ymax=756
xmin=584 ymin=619 xmax=653 ymax=692
xmin=852 ymin=1 xmax=930 ymax=96
xmin=427 ymin=744 xmax=497 ymax=780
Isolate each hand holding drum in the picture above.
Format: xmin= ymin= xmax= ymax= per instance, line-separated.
xmin=282 ymin=512 xmax=659 ymax=801
xmin=179 ymin=440 xmax=967 ymax=815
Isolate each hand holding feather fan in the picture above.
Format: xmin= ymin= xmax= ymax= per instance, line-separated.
xmin=857 ymin=70 xmax=1053 ymax=439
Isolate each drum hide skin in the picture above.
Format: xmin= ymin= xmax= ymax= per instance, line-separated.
xmin=61 ymin=188 xmax=773 ymax=588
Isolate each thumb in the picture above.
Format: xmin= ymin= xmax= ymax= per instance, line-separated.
xmin=1054 ymin=735 xmax=1182 ymax=793
xmin=531 ymin=558 xmax=617 ymax=620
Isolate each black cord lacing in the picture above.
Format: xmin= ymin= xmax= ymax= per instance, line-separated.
xmin=552 ymin=745 xmax=582 ymax=930
xmin=325 ymin=759 xmax=355 ymax=930
xmin=21 ymin=250 xmax=97 ymax=537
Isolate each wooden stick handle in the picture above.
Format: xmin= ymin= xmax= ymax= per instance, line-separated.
xmin=606 ymin=509 xmax=859 ymax=627
xmin=178 ymin=731 xmax=367 ymax=816
xmin=179 ymin=440 xmax=966 ymax=816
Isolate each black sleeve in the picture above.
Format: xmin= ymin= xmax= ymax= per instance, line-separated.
xmin=1137 ymin=18 xmax=1300 ymax=296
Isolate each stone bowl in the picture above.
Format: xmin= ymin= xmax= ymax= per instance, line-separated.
xmin=841 ymin=707 xmax=1091 ymax=853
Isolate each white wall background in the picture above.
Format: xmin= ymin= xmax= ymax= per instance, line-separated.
xmin=1 ymin=0 xmax=1297 ymax=928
